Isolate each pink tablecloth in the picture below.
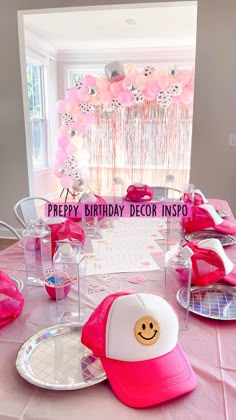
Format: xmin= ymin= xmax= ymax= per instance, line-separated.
xmin=0 ymin=199 xmax=236 ymax=419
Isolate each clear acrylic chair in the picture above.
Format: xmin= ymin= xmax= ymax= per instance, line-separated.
xmin=151 ymin=186 xmax=181 ymax=201
xmin=0 ymin=221 xmax=21 ymax=239
xmin=13 ymin=197 xmax=50 ymax=228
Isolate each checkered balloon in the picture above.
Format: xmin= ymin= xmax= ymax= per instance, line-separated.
xmin=169 ymin=82 xmax=183 ymax=96
xmin=62 ymin=113 xmax=74 ymax=126
xmin=143 ymin=65 xmax=156 ymax=77
xmin=65 ymin=155 xmax=78 ymax=168
xmin=71 ymin=168 xmax=81 ymax=181
xmin=132 ymin=92 xmax=144 ymax=104
xmin=74 ymin=80 xmax=83 ymax=90
xmin=157 ymin=91 xmax=173 ymax=109
xmin=79 ymin=103 xmax=94 ymax=114
xmin=111 ymin=99 xmax=123 ymax=112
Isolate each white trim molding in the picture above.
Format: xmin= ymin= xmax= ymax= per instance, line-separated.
xmin=57 ymin=46 xmax=195 ymax=66
xmin=24 ymin=29 xmax=57 ymax=60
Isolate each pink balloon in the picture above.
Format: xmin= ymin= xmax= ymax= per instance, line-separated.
xmin=86 ymin=113 xmax=95 ymax=124
xmin=117 ymin=91 xmax=132 ymax=105
xmin=61 ymin=175 xmax=73 ymax=189
xmin=153 ymin=69 xmax=170 ymax=89
xmin=56 ymin=100 xmax=67 ymax=113
xmin=90 ymin=93 xmax=101 ymax=106
xmin=177 ymin=70 xmax=192 ymax=86
xmin=146 ymin=80 xmax=159 ymax=96
xmin=186 ymin=78 xmax=195 ymax=91
xmin=77 ymin=87 xmax=89 ymax=102
xmin=110 ymin=82 xmax=122 ymax=97
xmin=59 ymin=125 xmax=69 ymax=135
xmin=66 ymin=143 xmax=77 ymax=155
xmin=122 ymin=77 xmax=134 ymax=90
xmin=136 ymin=75 xmax=148 ymax=90
xmin=74 ymin=112 xmax=87 ymax=125
xmin=57 ymin=135 xmax=70 ymax=148
xmin=124 ymin=63 xmax=137 ymax=76
xmin=142 ymin=88 xmax=154 ymax=101
xmin=155 ymin=68 xmax=169 ymax=79
xmin=83 ymin=75 xmax=97 ymax=87
xmin=66 ymin=102 xmax=75 ymax=114
xmin=157 ymin=76 xmax=170 ymax=90
xmin=101 ymin=91 xmax=113 ymax=103
xmin=56 ymin=148 xmax=67 ymax=161
xmin=172 ymin=95 xmax=180 ymax=104
xmin=180 ymin=88 xmax=194 ymax=105
xmin=65 ymin=89 xmax=79 ymax=102
xmin=96 ymin=76 xmax=109 ymax=90
xmin=76 ymin=125 xmax=87 ymax=135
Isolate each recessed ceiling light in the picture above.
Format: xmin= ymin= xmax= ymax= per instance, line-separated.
xmin=125 ymin=18 xmax=136 ymax=25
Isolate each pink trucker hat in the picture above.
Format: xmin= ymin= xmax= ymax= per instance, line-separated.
xmin=81 ymin=292 xmax=197 ymax=408
xmin=183 ymin=189 xmax=208 ymax=206
xmin=183 ymin=204 xmax=236 ymax=235
xmin=182 ymin=238 xmax=236 ymax=286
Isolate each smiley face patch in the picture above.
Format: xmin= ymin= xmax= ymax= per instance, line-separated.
xmin=134 ymin=316 xmax=160 ymax=346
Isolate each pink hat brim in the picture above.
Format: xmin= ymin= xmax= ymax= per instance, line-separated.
xmin=101 ymin=343 xmax=197 ymax=408
xmin=214 ymin=220 xmax=236 ymax=235
xmin=224 ymin=264 xmax=236 ymax=285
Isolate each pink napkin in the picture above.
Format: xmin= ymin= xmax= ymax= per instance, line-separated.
xmin=0 ymin=271 xmax=24 ymax=328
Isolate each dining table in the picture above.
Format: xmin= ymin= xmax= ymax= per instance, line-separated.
xmin=0 ymin=199 xmax=236 ymax=420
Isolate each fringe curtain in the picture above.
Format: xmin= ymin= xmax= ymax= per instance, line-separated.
xmin=83 ymin=101 xmax=192 ymax=197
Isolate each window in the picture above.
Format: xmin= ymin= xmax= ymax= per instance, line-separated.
xmin=67 ymin=68 xmax=103 ymax=89
xmin=27 ymin=62 xmax=48 ymax=169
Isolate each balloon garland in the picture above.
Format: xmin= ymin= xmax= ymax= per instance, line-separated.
xmin=54 ymin=61 xmax=194 ymax=189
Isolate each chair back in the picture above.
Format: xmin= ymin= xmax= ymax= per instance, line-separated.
xmin=151 ymin=187 xmax=181 ymax=200
xmin=13 ymin=197 xmax=50 ymax=228
xmin=0 ymin=221 xmax=21 ymax=239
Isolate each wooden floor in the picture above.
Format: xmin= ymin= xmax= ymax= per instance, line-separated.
xmin=0 ymin=238 xmax=17 ymax=252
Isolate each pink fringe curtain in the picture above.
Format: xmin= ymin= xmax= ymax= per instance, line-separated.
xmin=83 ymin=101 xmax=192 ymax=197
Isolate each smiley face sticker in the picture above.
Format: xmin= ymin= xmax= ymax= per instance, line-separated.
xmin=134 ymin=316 xmax=160 ymax=346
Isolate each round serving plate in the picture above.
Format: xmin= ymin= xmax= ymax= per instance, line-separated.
xmin=11 ymin=276 xmax=24 ymax=292
xmin=177 ymin=284 xmax=236 ymax=320
xmin=16 ymin=324 xmax=106 ymax=390
xmin=185 ymin=231 xmax=236 ymax=246
xmin=216 ymin=209 xmax=229 ymax=218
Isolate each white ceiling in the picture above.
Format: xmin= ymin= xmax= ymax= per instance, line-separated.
xmin=23 ymin=3 xmax=197 ymax=51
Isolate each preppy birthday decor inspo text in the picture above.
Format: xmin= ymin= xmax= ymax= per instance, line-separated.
xmin=45 ymin=202 xmax=190 ymax=219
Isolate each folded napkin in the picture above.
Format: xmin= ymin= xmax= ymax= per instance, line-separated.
xmin=0 ymin=271 xmax=24 ymax=328
xmin=48 ymin=218 xmax=85 ymax=256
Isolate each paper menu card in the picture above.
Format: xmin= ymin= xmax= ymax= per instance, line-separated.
xmin=85 ymin=247 xmax=160 ymax=276
xmin=85 ymin=217 xmax=167 ymax=276
xmin=112 ymin=218 xmax=167 ymax=233
xmin=92 ymin=236 xmax=162 ymax=254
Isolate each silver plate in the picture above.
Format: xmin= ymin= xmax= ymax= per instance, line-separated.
xmin=177 ymin=284 xmax=236 ymax=320
xmin=216 ymin=209 xmax=229 ymax=218
xmin=11 ymin=276 xmax=24 ymax=292
xmin=185 ymin=231 xmax=236 ymax=246
xmin=16 ymin=324 xmax=106 ymax=390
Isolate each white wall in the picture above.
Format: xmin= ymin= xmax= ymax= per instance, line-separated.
xmin=0 ymin=0 xmax=236 ymax=233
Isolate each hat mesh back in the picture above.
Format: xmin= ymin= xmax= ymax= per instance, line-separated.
xmin=81 ymin=292 xmax=132 ymax=357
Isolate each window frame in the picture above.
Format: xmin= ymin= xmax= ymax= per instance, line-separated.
xmin=26 ymin=54 xmax=50 ymax=171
